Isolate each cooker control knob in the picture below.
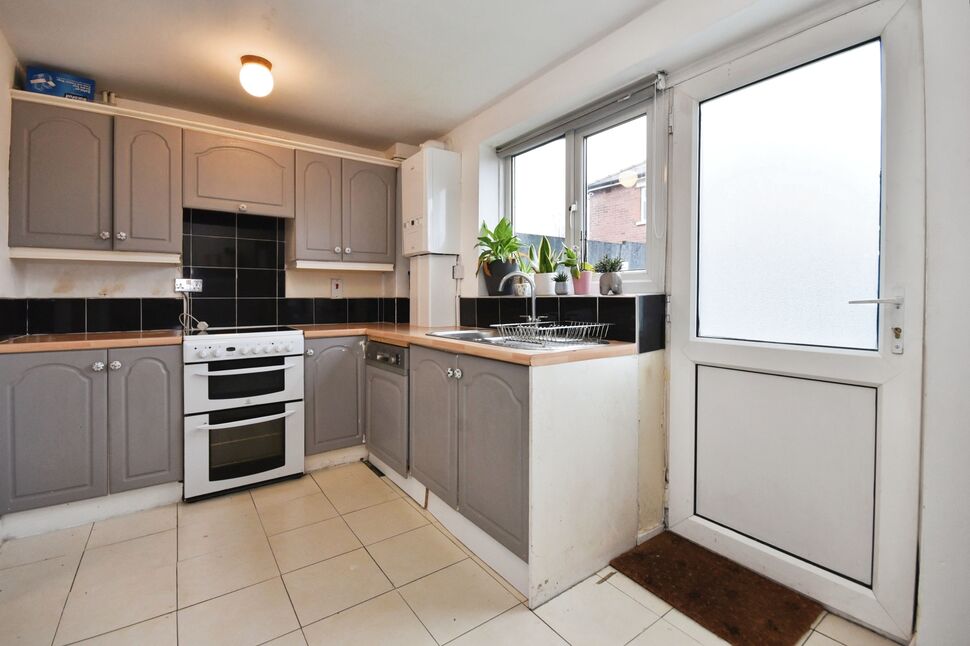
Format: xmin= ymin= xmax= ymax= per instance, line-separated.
xmin=276 ymin=345 xmax=285 ymax=353
xmin=263 ymin=345 xmax=273 ymax=354
xmin=240 ymin=346 xmax=250 ymax=355
xmin=285 ymin=343 xmax=295 ymax=353
xmin=252 ymin=345 xmax=263 ymax=354
xmin=197 ymin=348 xmax=210 ymax=359
xmin=212 ymin=347 xmax=223 ymax=358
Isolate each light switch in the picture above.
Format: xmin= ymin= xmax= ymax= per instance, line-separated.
xmin=331 ymin=278 xmax=344 ymax=299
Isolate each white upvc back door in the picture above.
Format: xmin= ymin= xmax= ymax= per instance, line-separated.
xmin=666 ymin=0 xmax=923 ymax=640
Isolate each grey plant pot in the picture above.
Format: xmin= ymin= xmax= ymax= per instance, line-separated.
xmin=599 ymin=272 xmax=623 ymax=295
xmin=555 ymin=281 xmax=569 ymax=295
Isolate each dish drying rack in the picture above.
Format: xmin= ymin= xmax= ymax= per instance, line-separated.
xmin=489 ymin=320 xmax=612 ymax=346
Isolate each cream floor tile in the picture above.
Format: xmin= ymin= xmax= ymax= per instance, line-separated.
xmin=597 ymin=565 xmax=618 ymax=579
xmin=533 ymin=576 xmax=660 ymax=646
xmin=73 ymin=613 xmax=177 ymax=645
xmin=815 ymin=614 xmax=898 ymax=646
xmin=55 ymin=530 xmax=177 ymax=645
xmin=342 ymin=498 xmax=428 ymax=545
xmin=311 ymin=462 xmax=399 ymax=513
xmin=283 ymin=548 xmax=393 ymax=626
xmin=0 ymin=523 xmax=90 ymax=569
xmin=177 ymin=505 xmax=266 ymax=561
xmin=251 ymin=476 xmax=322 ymax=511
xmin=664 ymin=610 xmax=731 ymax=646
xmin=804 ymin=632 xmax=844 ymax=646
xmin=627 ymin=618 xmax=702 ymax=645
xmin=87 ymin=505 xmax=177 ymax=550
xmin=448 ymin=604 xmax=568 ymax=646
xmin=257 ymin=492 xmax=340 ymax=536
xmin=264 ymin=630 xmax=309 ymax=646
xmin=269 ymin=516 xmax=362 ymax=573
xmin=301 ymin=591 xmax=435 ymax=646
xmin=177 ymin=578 xmax=299 ymax=646
xmin=366 ymin=524 xmax=466 ymax=586
xmin=398 ymin=559 xmax=519 ymax=644
xmin=0 ymin=554 xmax=79 ymax=646
xmin=604 ymin=571 xmax=672 ymax=616
xmin=177 ymin=491 xmax=255 ymax=526
xmin=177 ymin=535 xmax=280 ymax=608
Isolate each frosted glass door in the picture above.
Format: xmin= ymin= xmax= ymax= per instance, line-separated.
xmin=697 ymin=41 xmax=882 ymax=350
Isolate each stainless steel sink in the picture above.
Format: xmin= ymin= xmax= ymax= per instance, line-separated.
xmin=427 ymin=329 xmax=605 ymax=351
xmin=426 ymin=329 xmax=501 ymax=342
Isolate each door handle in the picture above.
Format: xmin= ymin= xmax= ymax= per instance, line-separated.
xmin=109 ymin=360 xmax=122 ymax=371
xmin=195 ymin=364 xmax=295 ymax=377
xmin=115 ymin=232 xmax=128 ymax=241
xmin=849 ymin=293 xmax=904 ymax=354
xmin=197 ymin=410 xmax=294 ymax=430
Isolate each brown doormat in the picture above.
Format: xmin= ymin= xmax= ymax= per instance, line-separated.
xmin=610 ymin=532 xmax=823 ymax=646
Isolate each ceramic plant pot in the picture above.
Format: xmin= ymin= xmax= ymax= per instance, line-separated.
xmin=555 ymin=281 xmax=569 ymax=295
xmin=534 ymin=272 xmax=557 ymax=296
xmin=482 ymin=260 xmax=518 ymax=296
xmin=600 ymin=272 xmax=623 ymax=295
xmin=573 ymin=271 xmax=594 ymax=295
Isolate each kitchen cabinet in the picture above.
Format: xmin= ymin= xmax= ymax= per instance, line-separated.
xmin=409 ymin=347 xmax=528 ymax=558
xmin=291 ymin=150 xmax=342 ymax=262
xmin=409 ymin=347 xmax=459 ymax=507
xmin=107 ymin=346 xmax=182 ymax=493
xmin=457 ymin=355 xmax=529 ymax=560
xmin=183 ymin=130 xmax=295 ymax=218
xmin=0 ymin=346 xmax=183 ymax=513
xmin=0 ymin=350 xmax=108 ymax=513
xmin=9 ymin=101 xmax=113 ymax=250
xmin=113 ymin=117 xmax=183 ymax=253
xmin=305 ymin=337 xmax=365 ymax=454
xmin=341 ymin=159 xmax=396 ymax=264
xmin=365 ymin=361 xmax=409 ymax=478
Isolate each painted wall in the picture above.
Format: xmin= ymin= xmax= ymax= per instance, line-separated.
xmin=916 ymin=0 xmax=970 ymax=642
xmin=638 ymin=351 xmax=666 ymax=534
xmin=0 ymin=28 xmax=408 ymax=300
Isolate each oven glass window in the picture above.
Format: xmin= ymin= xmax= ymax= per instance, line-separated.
xmin=208 ymin=403 xmax=286 ymax=481
xmin=207 ymin=357 xmax=285 ymax=400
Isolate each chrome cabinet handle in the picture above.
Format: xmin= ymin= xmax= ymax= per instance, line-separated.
xmin=91 ymin=361 xmax=105 ymax=372
xmin=238 ymin=203 xmax=248 ymax=212
xmin=344 ymin=247 xmax=351 ymax=254
xmin=109 ymin=360 xmax=122 ymax=371
xmin=99 ymin=231 xmax=111 ymax=240
xmin=306 ymin=348 xmax=315 ymax=356
xmin=453 ymin=368 xmax=462 ymax=380
xmin=334 ymin=246 xmax=341 ymax=254
xmin=115 ymin=232 xmax=128 ymax=241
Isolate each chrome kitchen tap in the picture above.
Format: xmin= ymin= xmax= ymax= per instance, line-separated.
xmin=498 ymin=271 xmax=538 ymax=322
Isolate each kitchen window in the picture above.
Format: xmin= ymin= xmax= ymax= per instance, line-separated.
xmin=499 ymin=81 xmax=666 ymax=292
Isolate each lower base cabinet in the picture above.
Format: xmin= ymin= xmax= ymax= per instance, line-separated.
xmin=364 ymin=362 xmax=409 ymax=477
xmin=409 ymin=346 xmax=529 ymax=560
xmin=0 ymin=345 xmax=182 ymax=514
xmin=305 ymin=337 xmax=365 ymax=455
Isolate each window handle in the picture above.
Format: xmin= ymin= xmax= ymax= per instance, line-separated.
xmin=848 ymin=296 xmax=903 ymax=307
xmin=849 ymin=294 xmax=904 ymax=354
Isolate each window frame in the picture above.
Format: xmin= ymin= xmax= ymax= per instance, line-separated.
xmin=501 ymin=94 xmax=667 ymax=294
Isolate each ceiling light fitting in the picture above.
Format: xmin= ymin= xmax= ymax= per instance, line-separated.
xmin=239 ymin=55 xmax=273 ymax=97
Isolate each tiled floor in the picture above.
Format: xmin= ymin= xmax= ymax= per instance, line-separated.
xmin=0 ymin=461 xmax=898 ymax=646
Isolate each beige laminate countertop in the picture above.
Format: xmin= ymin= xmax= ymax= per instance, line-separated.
xmin=0 ymin=324 xmax=635 ymax=366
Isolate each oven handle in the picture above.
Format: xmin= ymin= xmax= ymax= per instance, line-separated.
xmin=194 ymin=364 xmax=295 ymax=377
xmin=196 ymin=410 xmax=295 ymax=430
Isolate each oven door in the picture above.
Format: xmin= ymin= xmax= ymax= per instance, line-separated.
xmin=184 ymin=401 xmax=304 ymax=499
xmin=184 ymin=354 xmax=304 ymax=414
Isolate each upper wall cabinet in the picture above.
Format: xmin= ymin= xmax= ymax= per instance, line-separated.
xmin=9 ymin=101 xmax=113 ymax=250
xmin=292 ymin=150 xmax=342 ymax=262
xmin=341 ymin=159 xmax=396 ymax=264
xmin=114 ymin=117 xmax=182 ymax=253
xmin=183 ymin=130 xmax=295 ymax=218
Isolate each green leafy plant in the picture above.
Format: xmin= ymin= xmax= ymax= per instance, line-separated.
xmin=531 ymin=236 xmax=562 ymax=274
xmin=518 ymin=244 xmax=537 ymax=273
xmin=560 ymin=246 xmax=581 ymax=279
xmin=581 ymin=261 xmax=594 ymax=272
xmin=476 ymin=218 xmax=522 ymax=276
xmin=552 ymin=270 xmax=569 ymax=283
xmin=594 ymin=255 xmax=624 ymax=273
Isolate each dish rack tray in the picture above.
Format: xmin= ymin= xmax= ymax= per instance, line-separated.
xmin=490 ymin=320 xmax=611 ymax=346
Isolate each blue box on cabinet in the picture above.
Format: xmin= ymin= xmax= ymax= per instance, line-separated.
xmin=25 ymin=66 xmax=95 ymax=101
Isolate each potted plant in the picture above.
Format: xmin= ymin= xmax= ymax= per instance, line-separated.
xmin=553 ymin=271 xmax=570 ymax=295
xmin=530 ymin=236 xmax=562 ymax=296
xmin=476 ymin=217 xmax=522 ymax=296
xmin=595 ymin=255 xmax=624 ymax=295
xmin=573 ymin=261 xmax=596 ymax=295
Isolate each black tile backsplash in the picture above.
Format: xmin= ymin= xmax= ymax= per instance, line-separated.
xmin=141 ymin=298 xmax=183 ymax=331
xmin=26 ymin=298 xmax=86 ymax=334
xmin=189 ymin=235 xmax=236 ymax=267
xmin=0 ymin=298 xmax=27 ymax=339
xmin=237 ymin=238 xmax=277 ymax=269
xmin=191 ymin=298 xmax=236 ymax=328
xmin=315 ymin=298 xmax=348 ymax=324
xmin=348 ymin=298 xmax=380 ymax=323
xmin=458 ymin=294 xmax=665 ymax=353
xmin=279 ymin=298 xmax=314 ymax=325
xmin=184 ymin=267 xmax=235 ymax=298
xmin=87 ymin=298 xmax=141 ymax=333
xmin=236 ymin=269 xmax=278 ymax=298
xmin=237 ymin=298 xmax=278 ymax=327
xmin=236 ymin=213 xmax=280 ymax=241
xmin=395 ymin=298 xmax=410 ymax=324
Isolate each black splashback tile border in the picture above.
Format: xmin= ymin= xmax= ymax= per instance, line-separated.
xmin=457 ymin=295 xmax=665 ymax=353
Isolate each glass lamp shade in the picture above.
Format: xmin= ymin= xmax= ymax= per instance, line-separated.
xmin=239 ymin=55 xmax=274 ymax=97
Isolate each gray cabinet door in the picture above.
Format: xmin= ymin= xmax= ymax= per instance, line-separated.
xmin=0 ymin=350 xmax=108 ymax=513
xmin=457 ymin=355 xmax=530 ymax=560
xmin=341 ymin=159 xmax=396 ymax=264
xmin=107 ymin=346 xmax=182 ymax=493
xmin=9 ymin=101 xmax=113 ymax=250
xmin=365 ymin=365 xmax=408 ymax=477
xmin=305 ymin=337 xmax=365 ymax=454
xmin=409 ymin=347 xmax=458 ymax=507
xmin=291 ymin=150 xmax=342 ymax=262
xmin=113 ymin=117 xmax=182 ymax=253
xmin=183 ymin=130 xmax=295 ymax=218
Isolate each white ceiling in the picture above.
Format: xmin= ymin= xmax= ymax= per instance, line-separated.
xmin=0 ymin=0 xmax=660 ymax=149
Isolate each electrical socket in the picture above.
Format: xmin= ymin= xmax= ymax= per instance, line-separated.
xmin=175 ymin=278 xmax=203 ymax=293
xmin=331 ymin=278 xmax=344 ymax=299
